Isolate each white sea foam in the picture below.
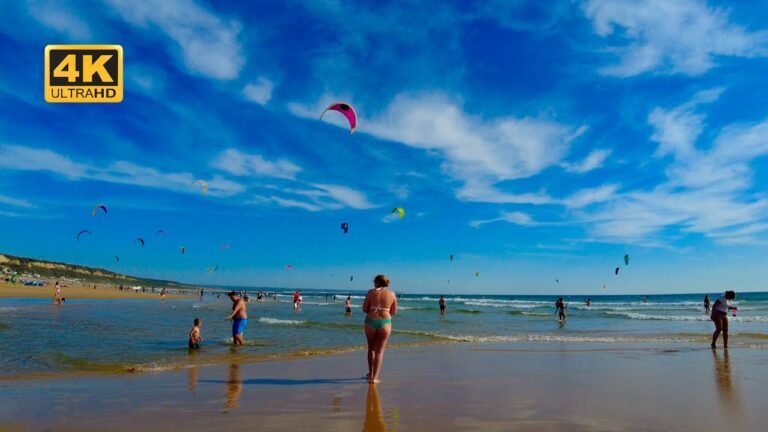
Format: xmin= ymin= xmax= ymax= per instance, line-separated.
xmin=607 ymin=312 xmax=768 ymax=322
xmin=258 ymin=317 xmax=306 ymax=326
xmin=462 ymin=301 xmax=539 ymax=309
xmin=396 ymin=329 xmax=697 ymax=344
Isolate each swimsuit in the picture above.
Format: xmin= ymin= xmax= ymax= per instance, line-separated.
xmin=365 ymin=317 xmax=392 ymax=330
xmin=232 ymin=318 xmax=248 ymax=336
xmin=188 ymin=339 xmax=200 ymax=349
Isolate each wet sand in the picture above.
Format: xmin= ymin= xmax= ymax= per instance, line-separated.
xmin=0 ymin=281 xmax=191 ymax=300
xmin=1 ymin=343 xmax=766 ymax=431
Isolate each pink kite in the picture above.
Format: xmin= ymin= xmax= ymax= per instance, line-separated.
xmin=320 ymin=102 xmax=357 ymax=134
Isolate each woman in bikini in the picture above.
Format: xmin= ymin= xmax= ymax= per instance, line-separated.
xmin=362 ymin=274 xmax=397 ymax=384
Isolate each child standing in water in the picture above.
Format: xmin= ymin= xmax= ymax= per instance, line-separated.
xmin=345 ymin=296 xmax=352 ymax=317
xmin=555 ymin=297 xmax=567 ymax=322
xmin=711 ymin=291 xmax=737 ymax=349
xmin=189 ymin=318 xmax=202 ymax=350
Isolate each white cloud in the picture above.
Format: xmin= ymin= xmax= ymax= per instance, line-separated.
xmin=0 ymin=195 xmax=34 ymax=208
xmin=0 ymin=145 xmax=88 ymax=179
xmin=389 ymin=184 xmax=410 ymax=200
xmin=456 ymin=180 xmax=553 ymax=205
xmin=250 ymin=184 xmax=376 ymax=212
xmin=561 ymin=149 xmax=612 ymax=173
xmin=242 ymin=78 xmax=275 ymax=106
xmin=562 ymin=184 xmax=619 ymax=208
xmin=584 ymin=0 xmax=768 ymax=76
xmin=292 ymin=93 xmax=584 ymax=204
xmin=577 ymin=91 xmax=768 ymax=244
xmin=105 ymin=0 xmax=244 ymax=80
xmin=470 ymin=211 xmax=537 ymax=228
xmin=249 ymin=195 xmax=325 ymax=212
xmin=0 ymin=144 xmax=244 ymax=197
xmin=27 ymin=0 xmax=91 ymax=39
xmin=648 ymin=88 xmax=723 ymax=161
xmin=212 ymin=148 xmax=301 ymax=180
xmin=311 ymin=184 xmax=376 ymax=210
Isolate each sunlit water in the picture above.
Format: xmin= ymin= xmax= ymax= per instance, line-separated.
xmin=1 ymin=291 xmax=767 ymax=378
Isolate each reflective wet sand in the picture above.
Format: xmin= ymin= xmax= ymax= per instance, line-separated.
xmin=1 ymin=343 xmax=766 ymax=431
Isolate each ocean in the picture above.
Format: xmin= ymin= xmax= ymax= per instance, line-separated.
xmin=1 ymin=291 xmax=767 ymax=379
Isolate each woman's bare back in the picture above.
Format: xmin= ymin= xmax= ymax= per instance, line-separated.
xmin=364 ymin=288 xmax=396 ymax=318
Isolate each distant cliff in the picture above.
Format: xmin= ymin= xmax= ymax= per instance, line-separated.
xmin=0 ymin=253 xmax=185 ymax=288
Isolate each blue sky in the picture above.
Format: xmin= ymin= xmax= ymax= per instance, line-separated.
xmin=2 ymin=0 xmax=768 ymax=294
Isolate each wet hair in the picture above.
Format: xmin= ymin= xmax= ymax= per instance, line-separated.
xmin=373 ymin=274 xmax=390 ymax=288
xmin=194 ymin=318 xmax=200 ymax=325
xmin=725 ymin=290 xmax=736 ymax=300
xmin=228 ymin=291 xmax=237 ymax=297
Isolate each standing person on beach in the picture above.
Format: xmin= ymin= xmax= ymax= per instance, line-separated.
xmin=345 ymin=296 xmax=352 ymax=317
xmin=188 ymin=318 xmax=202 ymax=350
xmin=363 ymin=275 xmax=397 ymax=384
xmin=226 ymin=291 xmax=248 ymax=345
xmin=293 ymin=290 xmax=301 ymax=309
xmin=704 ymin=295 xmax=711 ymax=314
xmin=555 ymin=297 xmax=567 ymax=322
xmin=160 ymin=288 xmax=167 ymax=302
xmin=711 ymin=291 xmax=737 ymax=349
xmin=199 ymin=288 xmax=204 ymax=302
xmin=53 ymin=281 xmax=62 ymax=305
xmin=439 ymin=295 xmax=446 ymax=315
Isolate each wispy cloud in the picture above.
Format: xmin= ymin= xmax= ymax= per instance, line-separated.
xmin=561 ymin=149 xmax=612 ymax=173
xmin=584 ymin=0 xmax=768 ymax=76
xmin=470 ymin=211 xmax=538 ymax=228
xmin=250 ymin=183 xmax=376 ymax=212
xmin=562 ymin=184 xmax=619 ymax=208
xmin=26 ymin=0 xmax=91 ymax=39
xmin=0 ymin=144 xmax=244 ymax=196
xmin=292 ymin=92 xmax=585 ymax=204
xmin=648 ymin=88 xmax=723 ymax=161
xmin=242 ymin=77 xmax=275 ymax=106
xmin=105 ymin=0 xmax=244 ymax=80
xmin=0 ymin=195 xmax=34 ymax=208
xmin=212 ymin=148 xmax=301 ymax=180
xmin=577 ymin=90 xmax=768 ymax=244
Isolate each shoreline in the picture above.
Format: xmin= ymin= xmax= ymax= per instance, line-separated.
xmin=1 ymin=342 xmax=766 ymax=431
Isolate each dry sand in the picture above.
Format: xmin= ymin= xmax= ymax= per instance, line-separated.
xmin=0 ymin=281 xmax=191 ymax=300
xmin=1 ymin=343 xmax=766 ymax=431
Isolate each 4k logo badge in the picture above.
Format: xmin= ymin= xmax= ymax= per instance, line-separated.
xmin=45 ymin=45 xmax=123 ymax=103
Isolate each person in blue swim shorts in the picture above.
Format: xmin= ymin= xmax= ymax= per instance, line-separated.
xmin=226 ymin=291 xmax=248 ymax=345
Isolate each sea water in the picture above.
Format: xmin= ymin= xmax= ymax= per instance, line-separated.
xmin=1 ymin=291 xmax=767 ymax=378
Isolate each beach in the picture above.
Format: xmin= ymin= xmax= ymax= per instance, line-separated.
xmin=1 ymin=342 xmax=766 ymax=431
xmin=1 ymin=292 xmax=767 ymax=430
xmin=0 ymin=280 xmax=192 ymax=300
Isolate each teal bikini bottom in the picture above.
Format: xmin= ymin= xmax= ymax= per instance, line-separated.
xmin=365 ymin=317 xmax=392 ymax=330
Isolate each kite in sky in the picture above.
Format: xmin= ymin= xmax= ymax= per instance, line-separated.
xmin=194 ymin=179 xmax=208 ymax=194
xmin=320 ymin=102 xmax=357 ymax=133
xmin=92 ymin=204 xmax=107 ymax=217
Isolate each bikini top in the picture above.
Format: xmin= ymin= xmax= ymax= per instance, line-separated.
xmin=368 ymin=288 xmax=391 ymax=312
